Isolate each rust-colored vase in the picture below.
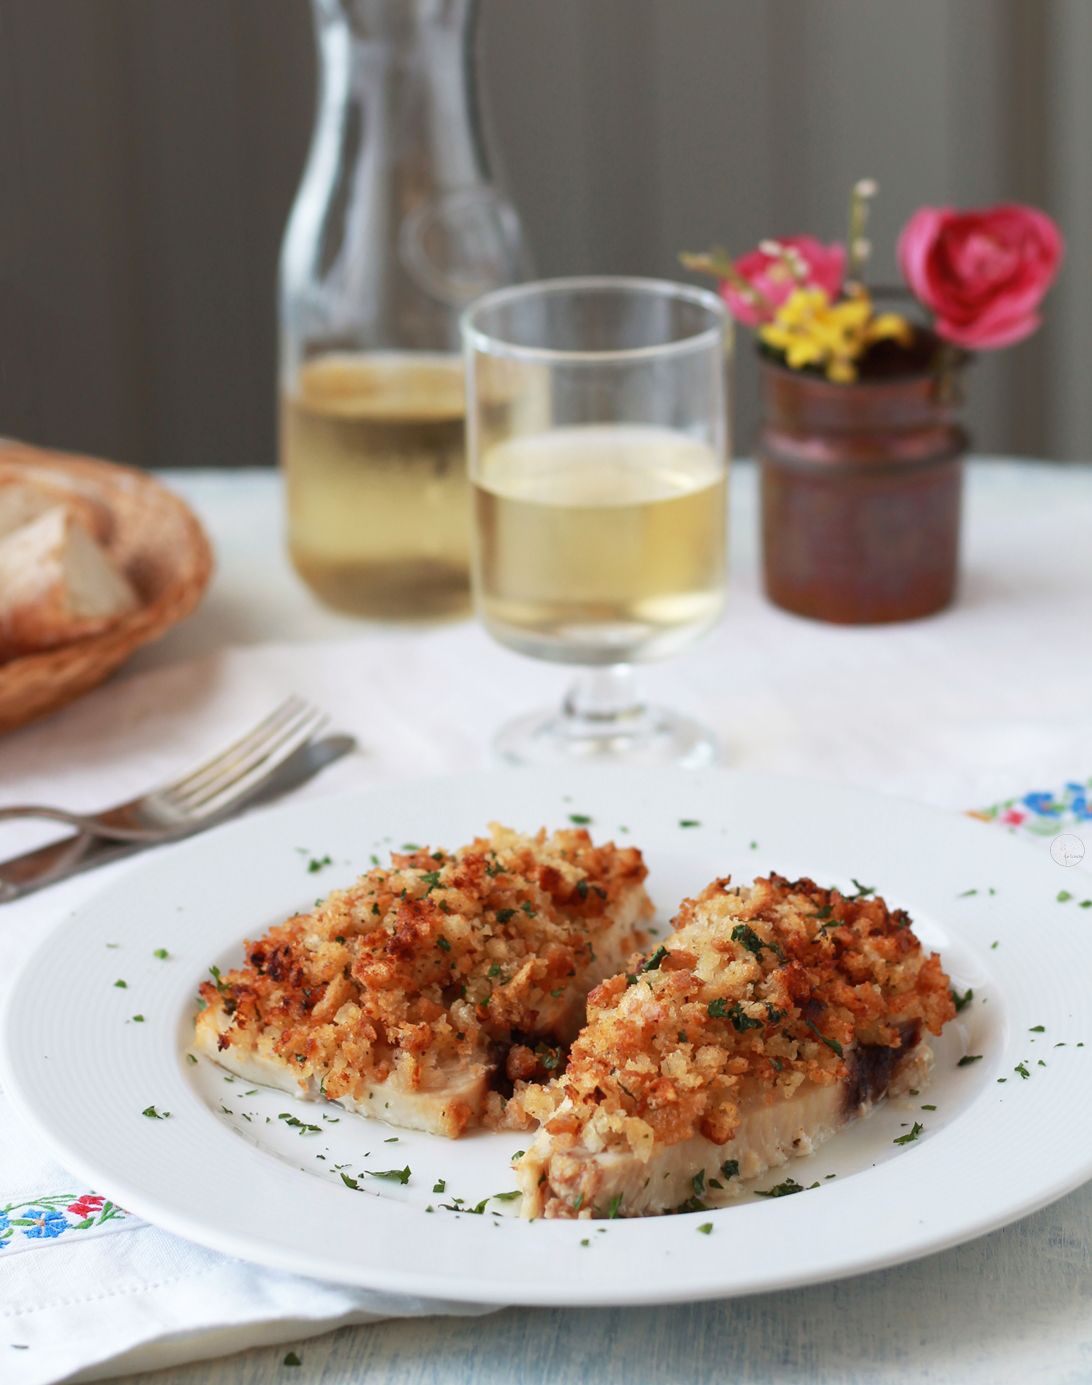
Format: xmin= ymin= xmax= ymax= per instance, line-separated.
xmin=758 ymin=345 xmax=967 ymax=624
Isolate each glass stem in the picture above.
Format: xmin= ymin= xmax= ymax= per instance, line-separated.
xmin=561 ymin=666 xmax=646 ymax=737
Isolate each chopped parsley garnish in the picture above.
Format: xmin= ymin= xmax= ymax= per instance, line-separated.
xmin=1015 ymin=1062 xmax=1030 ymax=1079
xmin=581 ymin=1238 xmax=589 ymax=1246
xmin=114 ymin=979 xmax=127 ymax=989
xmin=283 ymin=1352 xmax=301 ymax=1367
xmin=132 ymin=1014 xmax=144 ymax=1023
xmin=731 ymin=923 xmax=785 ymax=962
xmin=491 ymin=1190 xmax=521 ymax=1202
xmin=401 ymin=843 xmax=421 ymax=852
xmin=957 ymin=889 xmax=977 ymax=898
xmin=384 ymin=1137 xmax=398 ymax=1143
xmin=1029 ymin=1025 xmax=1045 ymax=1033
xmin=607 ymin=1193 xmax=622 ymax=1219
xmin=186 ymin=1053 xmax=198 ymax=1065
xmin=367 ymin=1166 xmax=411 ymax=1185
xmin=952 ymin=987 xmax=974 ymax=1013
xmin=521 ymin=901 xmax=535 ymax=916
xmin=805 ymin=1018 xmax=843 ymax=1056
xmin=957 ymin=1054 xmax=983 ymax=1067
xmin=642 ymin=945 xmax=668 ymax=973
xmin=893 ymin=1122 xmax=923 ymax=1145
xmin=691 ymin=1170 xmax=705 ymax=1197
xmin=495 ymin=909 xmax=515 ymax=923
xmin=572 ymin=1192 xmax=584 ymax=1212
xmin=697 ymin=1222 xmax=713 ymax=1234
xmin=142 ymin=1105 xmax=168 ymax=1119
xmin=707 ymin=997 xmax=728 ymax=1019
xmin=535 ymin=1043 xmax=561 ymax=1071
xmin=436 ymin=937 xmax=451 ymax=952
xmin=921 ymin=1104 xmax=937 ymax=1111
xmin=549 ymin=987 xmax=564 ymax=997
xmin=568 ymin=813 xmax=592 ymax=825
xmin=1058 ymin=890 xmax=1073 ymax=903
xmin=754 ymin=1178 xmax=805 ymax=1198
xmin=729 ymin=1002 xmax=762 ymax=1032
xmin=679 ymin=819 xmax=701 ymax=828
xmin=849 ymin=878 xmax=875 ymax=899
xmin=750 ymin=841 xmax=758 ymax=849
xmin=279 ymin=1113 xmax=321 ymax=1134
xmin=153 ymin=948 xmax=168 ymax=959
xmin=307 ymin=855 xmax=331 ymax=873
xmin=421 ymin=870 xmax=442 ymax=889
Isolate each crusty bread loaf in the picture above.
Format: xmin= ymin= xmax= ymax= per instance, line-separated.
xmin=0 ymin=507 xmax=138 ymax=660
xmin=0 ymin=474 xmax=111 ymax=543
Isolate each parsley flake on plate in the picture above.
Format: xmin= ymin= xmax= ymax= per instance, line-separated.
xmin=893 ymin=1122 xmax=923 ymax=1145
xmin=754 ymin=1178 xmax=805 ymax=1198
xmin=367 ymin=1166 xmax=411 ymax=1185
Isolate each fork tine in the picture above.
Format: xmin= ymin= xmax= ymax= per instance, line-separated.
xmin=162 ymin=700 xmax=320 ymax=810
xmin=167 ymin=706 xmax=329 ymax=815
xmin=160 ymin=697 xmax=308 ymax=799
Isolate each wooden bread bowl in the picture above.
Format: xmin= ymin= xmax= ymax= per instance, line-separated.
xmin=0 ymin=441 xmax=213 ymax=734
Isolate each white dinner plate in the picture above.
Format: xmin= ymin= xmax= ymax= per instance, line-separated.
xmin=3 ymin=767 xmax=1091 ymax=1306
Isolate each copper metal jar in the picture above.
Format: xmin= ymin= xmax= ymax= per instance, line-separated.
xmin=758 ymin=347 xmax=967 ymax=624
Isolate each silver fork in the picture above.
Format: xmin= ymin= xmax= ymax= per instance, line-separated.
xmin=0 ymin=696 xmax=328 ymax=842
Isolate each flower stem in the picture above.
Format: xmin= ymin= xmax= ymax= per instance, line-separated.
xmin=846 ymin=179 xmax=878 ymax=287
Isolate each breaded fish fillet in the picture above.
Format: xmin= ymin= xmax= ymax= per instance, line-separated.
xmin=516 ymin=872 xmax=956 ymax=1218
xmin=195 ymin=825 xmax=652 ymax=1138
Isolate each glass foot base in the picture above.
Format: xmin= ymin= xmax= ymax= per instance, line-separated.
xmin=493 ymin=699 xmax=718 ymax=768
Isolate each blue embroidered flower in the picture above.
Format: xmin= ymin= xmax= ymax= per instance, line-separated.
xmin=22 ymin=1207 xmax=68 ymax=1239
xmin=1023 ymin=792 xmax=1062 ymax=817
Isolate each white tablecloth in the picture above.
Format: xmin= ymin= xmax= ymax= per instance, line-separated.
xmin=1 ymin=459 xmax=1091 ymax=1385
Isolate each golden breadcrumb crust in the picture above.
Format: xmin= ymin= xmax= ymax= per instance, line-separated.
xmin=527 ymin=873 xmax=956 ymax=1153
xmin=196 ymin=825 xmax=650 ymax=1136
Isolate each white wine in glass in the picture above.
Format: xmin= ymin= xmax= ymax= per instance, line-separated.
xmin=463 ymin=278 xmax=730 ymax=766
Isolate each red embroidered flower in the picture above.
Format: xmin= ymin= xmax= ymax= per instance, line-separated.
xmin=67 ymin=1195 xmax=105 ymax=1218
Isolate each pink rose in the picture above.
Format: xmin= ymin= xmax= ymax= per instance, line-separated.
xmin=898 ymin=204 xmax=1063 ymax=350
xmin=719 ymin=236 xmax=845 ymax=327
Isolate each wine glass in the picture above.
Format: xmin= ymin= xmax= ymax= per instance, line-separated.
xmin=461 ymin=276 xmax=730 ymax=766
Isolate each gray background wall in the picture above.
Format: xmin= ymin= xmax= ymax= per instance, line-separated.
xmin=1 ymin=0 xmax=1089 ymax=469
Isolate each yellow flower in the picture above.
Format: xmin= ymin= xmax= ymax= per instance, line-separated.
xmin=759 ymin=287 xmax=912 ymax=382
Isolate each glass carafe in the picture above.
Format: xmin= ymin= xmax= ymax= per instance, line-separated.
xmin=279 ymin=0 xmax=529 ymax=619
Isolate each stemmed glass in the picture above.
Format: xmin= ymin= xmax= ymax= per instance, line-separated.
xmin=461 ymin=277 xmax=730 ymax=766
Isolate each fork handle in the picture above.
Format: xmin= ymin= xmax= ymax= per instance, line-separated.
xmin=0 ymin=805 xmax=170 ymax=841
